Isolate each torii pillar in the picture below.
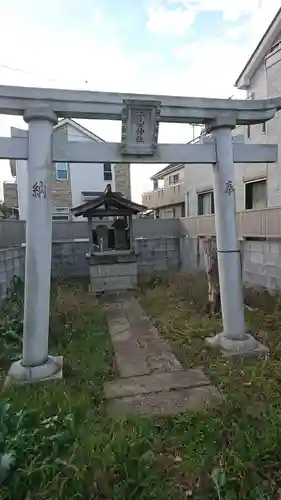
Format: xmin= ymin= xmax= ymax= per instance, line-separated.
xmin=6 ymin=106 xmax=63 ymax=385
xmin=206 ymin=113 xmax=268 ymax=356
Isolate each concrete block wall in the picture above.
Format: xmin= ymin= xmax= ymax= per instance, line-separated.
xmin=3 ymin=234 xmax=281 ymax=303
xmin=180 ymin=236 xmax=199 ymax=271
xmin=0 ymin=246 xmax=25 ymax=303
xmin=51 ymin=241 xmax=89 ymax=278
xmin=51 ymin=237 xmax=181 ymax=278
xmin=243 ymin=240 xmax=281 ymax=292
xmin=134 ymin=237 xmax=180 ymax=274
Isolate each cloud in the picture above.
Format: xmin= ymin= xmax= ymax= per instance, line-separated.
xmin=173 ymin=39 xmax=245 ymax=98
xmin=146 ymin=5 xmax=195 ymax=36
xmin=0 ymin=0 xmax=280 ymax=202
xmin=146 ymin=0 xmax=281 ymax=36
xmin=0 ymin=2 xmax=195 ymax=202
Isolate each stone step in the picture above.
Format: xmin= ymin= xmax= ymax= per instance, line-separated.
xmin=104 ymin=368 xmax=210 ymax=399
xmin=106 ymin=385 xmax=222 ymax=417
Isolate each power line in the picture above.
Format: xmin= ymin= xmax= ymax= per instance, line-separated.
xmin=0 ymin=62 xmax=91 ymax=88
xmin=0 ymin=63 xmax=58 ymax=82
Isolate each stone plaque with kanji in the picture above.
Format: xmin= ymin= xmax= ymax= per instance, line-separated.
xmin=121 ymin=99 xmax=160 ymax=155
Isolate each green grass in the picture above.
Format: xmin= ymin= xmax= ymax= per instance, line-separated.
xmin=1 ymin=275 xmax=281 ymax=499
xmin=140 ymin=272 xmax=281 ymax=499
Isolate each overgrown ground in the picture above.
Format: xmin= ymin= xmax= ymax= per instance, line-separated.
xmin=0 ymin=275 xmax=281 ymax=499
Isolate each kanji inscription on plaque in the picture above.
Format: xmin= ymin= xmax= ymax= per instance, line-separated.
xmin=121 ymin=99 xmax=160 ymax=155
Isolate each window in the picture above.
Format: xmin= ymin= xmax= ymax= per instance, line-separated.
xmin=198 ymin=191 xmax=214 ymax=215
xmin=185 ymin=192 xmax=190 ymax=217
xmin=168 ymin=173 xmax=179 ymax=185
xmin=181 ymin=203 xmax=185 ymax=218
xmin=247 ymin=124 xmax=251 ymax=140
xmin=103 ymin=162 xmax=112 ymax=181
xmin=262 ymin=122 xmax=266 ymax=134
xmin=55 ymin=163 xmax=68 ymax=180
xmin=245 ymin=179 xmax=267 ymax=210
xmin=153 ymin=179 xmax=158 ymax=190
xmin=172 ymin=207 xmax=176 ymax=218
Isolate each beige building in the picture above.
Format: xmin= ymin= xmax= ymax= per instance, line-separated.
xmin=4 ymin=119 xmax=131 ymax=220
xmin=142 ymin=162 xmax=186 ymax=219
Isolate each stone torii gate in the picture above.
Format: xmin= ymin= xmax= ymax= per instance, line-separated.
xmin=0 ymin=86 xmax=280 ymax=384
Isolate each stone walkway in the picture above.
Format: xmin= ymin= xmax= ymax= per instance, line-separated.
xmin=104 ymin=294 xmax=222 ymax=417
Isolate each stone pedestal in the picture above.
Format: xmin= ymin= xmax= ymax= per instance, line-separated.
xmin=5 ymin=356 xmax=63 ymax=388
xmin=89 ymin=252 xmax=138 ymax=294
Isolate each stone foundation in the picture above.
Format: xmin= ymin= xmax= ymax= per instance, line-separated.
xmin=89 ymin=252 xmax=138 ymax=294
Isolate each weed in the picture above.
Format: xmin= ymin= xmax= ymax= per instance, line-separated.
xmin=0 ymin=275 xmax=280 ymax=498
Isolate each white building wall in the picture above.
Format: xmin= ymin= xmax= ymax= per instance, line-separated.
xmin=66 ymin=124 xmax=116 ymax=208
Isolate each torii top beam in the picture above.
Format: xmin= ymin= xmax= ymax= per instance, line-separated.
xmin=0 ymin=85 xmax=280 ymax=125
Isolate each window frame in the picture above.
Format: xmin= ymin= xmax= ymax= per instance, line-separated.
xmin=244 ymin=178 xmax=267 ymax=210
xmin=55 ymin=163 xmax=68 ymax=181
xmin=103 ymin=162 xmax=112 ymax=181
xmin=197 ymin=190 xmax=214 ymax=216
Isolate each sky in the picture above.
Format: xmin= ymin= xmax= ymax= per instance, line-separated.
xmin=0 ymin=0 xmax=280 ymax=202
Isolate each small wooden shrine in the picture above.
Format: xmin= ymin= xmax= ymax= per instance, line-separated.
xmin=71 ymin=185 xmax=147 ymax=294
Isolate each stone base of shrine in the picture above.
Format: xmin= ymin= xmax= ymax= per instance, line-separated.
xmin=4 ymin=355 xmax=63 ymax=388
xmin=89 ymin=251 xmax=138 ymax=294
xmin=205 ymin=332 xmax=269 ymax=358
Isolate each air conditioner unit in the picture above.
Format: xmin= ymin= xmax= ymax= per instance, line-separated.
xmin=52 ymin=214 xmax=70 ymax=221
xmin=52 ymin=207 xmax=70 ymax=221
xmin=83 ymin=195 xmax=97 ymax=201
xmin=54 ymin=207 xmax=69 ymax=213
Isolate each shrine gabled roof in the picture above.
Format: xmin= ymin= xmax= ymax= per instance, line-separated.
xmin=71 ymin=186 xmax=147 ymax=217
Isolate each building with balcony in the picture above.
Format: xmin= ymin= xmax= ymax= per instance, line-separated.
xmin=141 ymin=163 xmax=186 ymax=219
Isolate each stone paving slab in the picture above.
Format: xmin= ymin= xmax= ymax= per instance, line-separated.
xmin=104 ymin=295 xmax=223 ymax=416
xmin=104 ymin=368 xmax=211 ymax=399
xmin=107 ymin=385 xmax=222 ymax=417
xmin=106 ymin=298 xmax=182 ymax=377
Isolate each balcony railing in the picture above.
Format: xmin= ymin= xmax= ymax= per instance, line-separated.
xmin=180 ymin=207 xmax=281 ymax=238
xmin=142 ymin=181 xmax=185 ymax=208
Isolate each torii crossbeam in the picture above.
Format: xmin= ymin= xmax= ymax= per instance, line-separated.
xmin=1 ymin=85 xmax=280 ymax=385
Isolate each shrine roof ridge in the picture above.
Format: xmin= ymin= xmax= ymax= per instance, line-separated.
xmin=71 ymin=189 xmax=147 ymax=218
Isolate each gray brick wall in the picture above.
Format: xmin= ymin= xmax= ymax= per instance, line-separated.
xmin=0 ymin=246 xmax=25 ymax=303
xmin=134 ymin=237 xmax=180 ymax=274
xmin=242 ymin=240 xmax=281 ymax=292
xmin=51 ymin=241 xmax=89 ymax=278
xmin=0 ymin=235 xmax=181 ymax=304
xmin=3 ymin=236 xmax=281 ymax=303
